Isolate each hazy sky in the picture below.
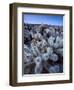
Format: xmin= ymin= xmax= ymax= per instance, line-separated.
xmin=24 ymin=14 xmax=63 ymax=26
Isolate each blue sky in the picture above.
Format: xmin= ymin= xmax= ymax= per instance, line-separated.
xmin=24 ymin=14 xmax=63 ymax=26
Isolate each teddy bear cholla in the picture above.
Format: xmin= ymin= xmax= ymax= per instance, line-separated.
xmin=24 ymin=24 xmax=63 ymax=74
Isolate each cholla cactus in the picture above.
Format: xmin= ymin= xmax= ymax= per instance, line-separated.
xmin=41 ymin=39 xmax=47 ymax=48
xmin=56 ymin=48 xmax=63 ymax=57
xmin=49 ymin=53 xmax=58 ymax=62
xmin=48 ymin=36 xmax=55 ymax=47
xmin=54 ymin=36 xmax=63 ymax=48
xmin=49 ymin=65 xmax=60 ymax=73
xmin=24 ymin=53 xmax=32 ymax=63
xmin=23 ymin=24 xmax=63 ymax=74
xmin=42 ymin=53 xmax=49 ymax=61
xmin=33 ymin=31 xmax=43 ymax=40
xmin=30 ymin=42 xmax=40 ymax=57
xmin=34 ymin=56 xmax=43 ymax=73
xmin=46 ymin=47 xmax=53 ymax=55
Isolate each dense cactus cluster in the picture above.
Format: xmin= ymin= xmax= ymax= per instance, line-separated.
xmin=23 ymin=23 xmax=63 ymax=74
